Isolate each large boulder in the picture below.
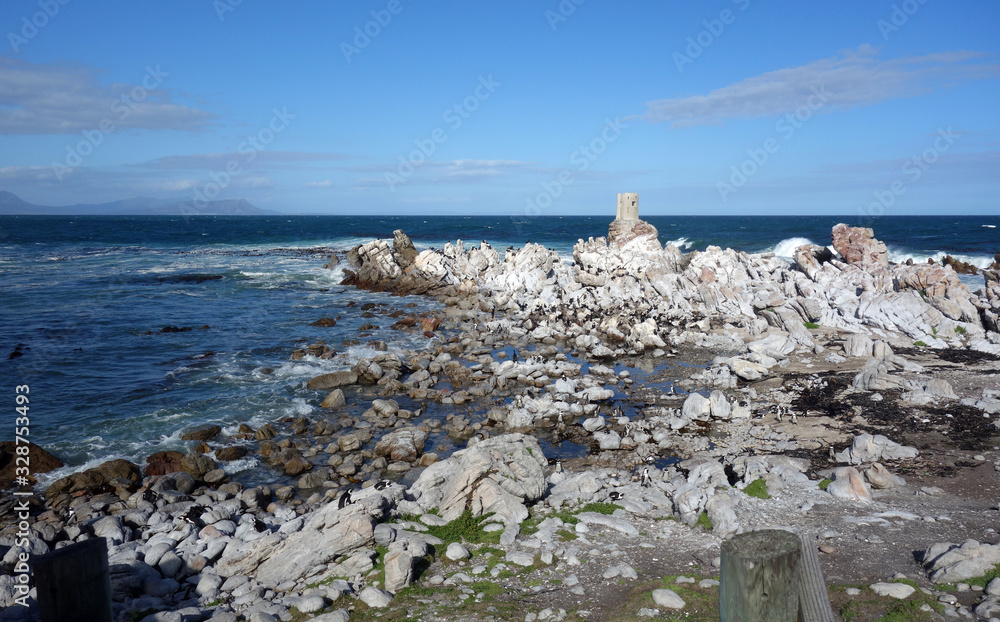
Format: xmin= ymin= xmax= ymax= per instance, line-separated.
xmin=216 ymin=485 xmax=403 ymax=586
xmin=0 ymin=441 xmax=62 ymax=488
xmin=145 ymin=450 xmax=184 ymax=476
xmin=831 ymin=223 xmax=889 ymax=269
xmin=374 ymin=427 xmax=427 ymax=463
xmin=923 ymin=540 xmax=1000 ymax=584
xmin=835 ymin=433 xmax=918 ymax=465
xmin=45 ymin=458 xmax=141 ymax=498
xmin=408 ymin=433 xmax=547 ymax=525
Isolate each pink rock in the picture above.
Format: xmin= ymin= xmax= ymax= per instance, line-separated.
xmin=831 ymin=224 xmax=889 ymax=269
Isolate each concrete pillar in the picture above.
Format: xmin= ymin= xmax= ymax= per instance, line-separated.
xmin=616 ymin=193 xmax=638 ymax=220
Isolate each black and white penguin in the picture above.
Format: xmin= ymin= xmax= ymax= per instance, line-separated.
xmin=641 ymin=467 xmax=651 ymax=487
xmin=182 ymin=506 xmax=204 ymax=527
xmin=252 ymin=516 xmax=267 ymax=532
xmin=374 ymin=480 xmax=391 ymax=491
xmin=338 ymin=490 xmax=353 ymax=509
xmin=141 ymin=488 xmax=158 ymax=504
xmin=609 ymin=491 xmax=624 ymax=501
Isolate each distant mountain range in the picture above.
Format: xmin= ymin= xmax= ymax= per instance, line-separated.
xmin=0 ymin=191 xmax=278 ymax=215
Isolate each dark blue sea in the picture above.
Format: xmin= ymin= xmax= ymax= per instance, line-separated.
xmin=1 ymin=215 xmax=997 ymax=484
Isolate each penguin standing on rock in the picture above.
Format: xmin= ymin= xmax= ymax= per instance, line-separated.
xmin=641 ymin=467 xmax=651 ymax=488
xmin=182 ymin=506 xmax=205 ymax=528
xmin=251 ymin=516 xmax=267 ymax=533
xmin=141 ymin=488 xmax=158 ymax=504
xmin=338 ymin=490 xmax=353 ymax=509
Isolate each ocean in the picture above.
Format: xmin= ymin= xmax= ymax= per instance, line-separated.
xmin=1 ymin=214 xmax=997 ymax=486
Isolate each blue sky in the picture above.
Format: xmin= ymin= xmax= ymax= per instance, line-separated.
xmin=1 ymin=0 xmax=998 ymax=215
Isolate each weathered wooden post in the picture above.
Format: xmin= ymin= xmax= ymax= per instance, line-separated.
xmin=33 ymin=537 xmax=113 ymax=622
xmin=720 ymin=529 xmax=801 ymax=622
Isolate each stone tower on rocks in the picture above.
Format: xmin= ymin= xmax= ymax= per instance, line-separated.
xmin=616 ymin=193 xmax=639 ymax=221
xmin=608 ymin=193 xmax=660 ymax=250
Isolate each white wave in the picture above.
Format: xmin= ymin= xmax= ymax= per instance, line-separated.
xmin=886 ymin=248 xmax=994 ymax=269
xmin=285 ymin=397 xmax=314 ymax=417
xmin=215 ymin=455 xmax=261 ymax=475
xmin=665 ymin=237 xmax=693 ymax=250
xmin=771 ymin=237 xmax=814 ymax=259
xmin=983 ymin=224 xmax=996 ymax=229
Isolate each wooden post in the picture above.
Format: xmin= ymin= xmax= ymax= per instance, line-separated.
xmin=720 ymin=529 xmax=801 ymax=622
xmin=32 ymin=537 xmax=113 ymax=622
xmin=796 ymin=533 xmax=836 ymax=622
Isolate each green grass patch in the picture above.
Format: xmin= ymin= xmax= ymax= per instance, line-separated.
xmin=468 ymin=581 xmax=504 ymax=599
xmin=423 ymin=509 xmax=501 ymax=545
xmin=549 ymin=509 xmax=580 ymax=525
xmin=694 ymin=511 xmax=713 ymax=531
xmin=955 ymin=326 xmax=967 ymax=334
xmin=557 ymin=528 xmax=578 ymax=541
xmin=913 ymin=340 xmax=928 ymax=347
xmin=818 ymin=478 xmax=832 ymax=490
xmin=803 ymin=321 xmax=820 ymax=329
xmin=579 ymin=501 xmax=619 ymax=515
xmin=743 ymin=478 xmax=771 ymax=499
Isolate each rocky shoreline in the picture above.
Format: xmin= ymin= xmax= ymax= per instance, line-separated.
xmin=2 ymin=212 xmax=1000 ymax=621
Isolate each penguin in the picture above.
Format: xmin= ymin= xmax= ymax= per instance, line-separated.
xmin=141 ymin=488 xmax=158 ymax=504
xmin=554 ymin=460 xmax=563 ymax=474
xmin=609 ymin=491 xmax=624 ymax=501
xmin=375 ymin=480 xmax=391 ymax=491
xmin=182 ymin=506 xmax=204 ymax=527
xmin=251 ymin=516 xmax=267 ymax=532
xmin=666 ymin=386 xmax=677 ymax=397
xmin=828 ymin=445 xmax=836 ymax=461
xmin=641 ymin=467 xmax=651 ymax=488
xmin=338 ymin=490 xmax=353 ymax=509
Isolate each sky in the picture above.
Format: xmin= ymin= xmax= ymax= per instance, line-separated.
xmin=1 ymin=0 xmax=998 ymax=216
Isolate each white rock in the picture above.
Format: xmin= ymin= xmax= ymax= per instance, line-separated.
xmin=652 ymin=588 xmax=686 ymax=609
xmin=359 ymin=587 xmax=393 ymax=608
xmin=445 ymin=543 xmax=470 ymax=561
xmin=870 ymin=582 xmax=915 ymax=599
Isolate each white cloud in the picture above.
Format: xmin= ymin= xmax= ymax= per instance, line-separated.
xmin=0 ymin=56 xmax=216 ymax=135
xmin=643 ymin=46 xmax=999 ymax=128
xmin=138 ymin=151 xmax=349 ymax=170
xmin=305 ymin=180 xmax=333 ymax=187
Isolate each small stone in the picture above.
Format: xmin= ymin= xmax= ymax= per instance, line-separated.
xmin=870 ymin=582 xmax=915 ymax=599
xmin=358 ymin=587 xmax=393 ymax=608
xmin=652 ymin=588 xmax=685 ymax=609
xmin=845 ymin=587 xmax=861 ymax=596
xmin=986 ymin=577 xmax=1000 ymax=596
xmin=446 ymin=543 xmax=470 ymax=561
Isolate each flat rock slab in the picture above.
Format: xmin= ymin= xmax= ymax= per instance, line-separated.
xmin=576 ymin=512 xmax=639 ymax=536
xmin=870 ymin=582 xmax=915 ymax=599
